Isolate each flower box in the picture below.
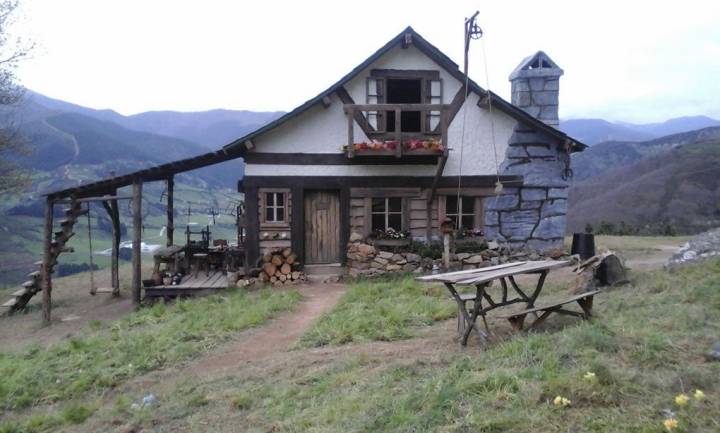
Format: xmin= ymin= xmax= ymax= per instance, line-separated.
xmin=373 ymin=238 xmax=411 ymax=247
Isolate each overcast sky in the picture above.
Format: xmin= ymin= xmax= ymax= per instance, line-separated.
xmin=12 ymin=0 xmax=720 ymax=123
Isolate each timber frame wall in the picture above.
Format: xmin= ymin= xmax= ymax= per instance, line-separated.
xmin=240 ymin=175 xmax=522 ymax=268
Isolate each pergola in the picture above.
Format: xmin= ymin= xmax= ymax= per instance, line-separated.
xmin=38 ymin=146 xmax=246 ymax=323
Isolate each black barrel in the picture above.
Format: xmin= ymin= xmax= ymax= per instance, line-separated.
xmin=571 ymin=233 xmax=596 ymax=260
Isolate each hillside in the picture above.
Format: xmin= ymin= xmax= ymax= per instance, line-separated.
xmin=570 ymin=126 xmax=720 ymax=182
xmin=561 ymin=115 xmax=720 ymax=145
xmin=23 ymin=90 xmax=283 ymax=148
xmin=0 ymin=91 xmax=267 ymax=286
xmin=567 ymin=138 xmax=720 ymax=234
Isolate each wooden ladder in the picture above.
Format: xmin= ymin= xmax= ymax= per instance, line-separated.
xmin=2 ymin=200 xmax=87 ymax=312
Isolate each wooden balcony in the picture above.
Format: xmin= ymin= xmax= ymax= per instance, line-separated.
xmin=344 ymin=103 xmax=451 ymax=158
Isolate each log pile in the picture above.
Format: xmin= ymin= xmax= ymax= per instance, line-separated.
xmin=258 ymin=248 xmax=305 ymax=285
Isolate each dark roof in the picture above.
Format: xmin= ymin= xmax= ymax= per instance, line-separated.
xmin=45 ymin=147 xmax=241 ymax=199
xmin=223 ymin=26 xmax=587 ymax=153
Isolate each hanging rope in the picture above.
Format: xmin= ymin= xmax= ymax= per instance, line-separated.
xmin=480 ymin=38 xmax=503 ymax=194
xmin=86 ymin=203 xmax=96 ymax=295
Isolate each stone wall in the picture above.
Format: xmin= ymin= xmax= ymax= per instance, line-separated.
xmin=483 ymin=124 xmax=570 ymax=251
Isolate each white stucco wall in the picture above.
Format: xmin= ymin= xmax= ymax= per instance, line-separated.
xmin=244 ymin=42 xmax=517 ymax=178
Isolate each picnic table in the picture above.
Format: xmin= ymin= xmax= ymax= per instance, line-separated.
xmin=417 ymin=260 xmax=595 ymax=346
xmin=153 ymin=244 xmax=185 ymax=275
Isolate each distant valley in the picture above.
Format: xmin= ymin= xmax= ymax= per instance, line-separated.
xmin=560 ymin=116 xmax=720 ymax=145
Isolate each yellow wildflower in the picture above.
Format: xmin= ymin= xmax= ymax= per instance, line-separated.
xmin=553 ymin=395 xmax=571 ymax=407
xmin=675 ymin=393 xmax=690 ymax=406
xmin=694 ymin=389 xmax=705 ymax=401
xmin=663 ymin=418 xmax=678 ymax=431
xmin=583 ymin=372 xmax=596 ymax=381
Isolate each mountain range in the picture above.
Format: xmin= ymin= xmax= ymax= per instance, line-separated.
xmin=560 ymin=116 xmax=720 ymax=145
xmin=567 ymin=126 xmax=720 ymax=234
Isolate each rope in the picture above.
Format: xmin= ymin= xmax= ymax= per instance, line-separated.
xmin=480 ymin=38 xmax=502 ymax=193
xmin=86 ymin=203 xmax=96 ymax=294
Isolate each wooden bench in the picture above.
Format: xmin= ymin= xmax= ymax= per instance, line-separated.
xmin=497 ymin=290 xmax=600 ymax=331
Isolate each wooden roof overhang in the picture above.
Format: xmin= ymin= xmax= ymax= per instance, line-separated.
xmin=45 ymin=147 xmax=245 ymax=200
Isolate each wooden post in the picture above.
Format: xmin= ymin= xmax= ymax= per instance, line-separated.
xmin=395 ymin=108 xmax=402 ymax=158
xmin=41 ymin=197 xmax=54 ymax=325
xmin=166 ymin=175 xmax=174 ymax=247
xmin=443 ymin=233 xmax=450 ymax=269
xmin=132 ymin=178 xmax=143 ymax=305
xmin=346 ymin=107 xmax=354 ymax=158
xmin=101 ymin=191 xmax=121 ymax=296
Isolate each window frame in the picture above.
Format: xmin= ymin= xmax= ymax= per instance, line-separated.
xmin=371 ymin=197 xmax=404 ymax=232
xmin=444 ymin=195 xmax=479 ymax=230
xmin=259 ymin=188 xmax=290 ymax=228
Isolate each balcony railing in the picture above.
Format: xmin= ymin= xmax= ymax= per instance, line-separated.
xmin=344 ymin=103 xmax=451 ymax=158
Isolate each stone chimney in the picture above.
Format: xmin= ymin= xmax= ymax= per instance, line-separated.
xmin=509 ymin=51 xmax=563 ymax=127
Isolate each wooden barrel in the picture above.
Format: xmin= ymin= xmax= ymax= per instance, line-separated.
xmin=571 ymin=233 xmax=596 ymax=260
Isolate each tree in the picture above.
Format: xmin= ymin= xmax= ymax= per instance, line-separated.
xmin=0 ymin=0 xmax=32 ymax=194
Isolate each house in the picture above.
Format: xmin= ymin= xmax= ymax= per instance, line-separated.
xmin=18 ymin=26 xmax=585 ymax=319
xmin=225 ymin=27 xmax=585 ymax=271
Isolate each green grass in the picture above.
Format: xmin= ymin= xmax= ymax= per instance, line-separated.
xmin=124 ymin=258 xmax=720 ymax=433
xmin=297 ymin=275 xmax=455 ymax=347
xmin=0 ymin=288 xmax=300 ymax=414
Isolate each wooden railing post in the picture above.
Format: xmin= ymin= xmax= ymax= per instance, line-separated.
xmin=395 ymin=108 xmax=402 ymax=158
xmin=441 ymin=108 xmax=449 ymax=156
xmin=166 ymin=175 xmax=174 ymax=247
xmin=346 ymin=106 xmax=354 ymax=158
xmin=132 ymin=178 xmax=143 ymax=306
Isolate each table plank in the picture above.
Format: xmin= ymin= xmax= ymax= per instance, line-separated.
xmin=418 ymin=260 xmax=568 ymax=284
xmin=416 ymin=262 xmax=525 ymax=282
xmin=454 ymin=260 xmax=568 ymax=285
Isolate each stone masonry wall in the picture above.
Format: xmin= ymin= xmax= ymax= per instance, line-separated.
xmin=483 ymin=123 xmax=570 ymax=251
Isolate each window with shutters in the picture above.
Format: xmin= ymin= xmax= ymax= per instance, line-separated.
xmin=366 ymin=70 xmax=442 ymax=134
xmin=371 ymin=197 xmax=403 ymax=231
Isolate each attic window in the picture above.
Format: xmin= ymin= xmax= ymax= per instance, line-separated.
xmin=528 ymin=58 xmax=552 ymax=69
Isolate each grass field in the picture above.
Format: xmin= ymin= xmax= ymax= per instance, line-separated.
xmin=1 ymin=235 xmax=718 ymax=432
xmin=0 ymin=288 xmax=299 ymax=432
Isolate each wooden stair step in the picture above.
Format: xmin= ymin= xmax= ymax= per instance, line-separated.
xmin=2 ymin=298 xmax=18 ymax=308
xmin=33 ymin=260 xmax=43 ymax=266
xmin=54 ymin=232 xmax=75 ymax=243
xmin=93 ymin=288 xmax=116 ymax=294
xmin=12 ymin=288 xmax=29 ymax=297
xmin=21 ymin=280 xmax=36 ymax=288
xmin=27 ymin=270 xmax=40 ymax=279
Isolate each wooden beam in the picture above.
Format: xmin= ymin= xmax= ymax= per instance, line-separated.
xmin=426 ymin=155 xmax=449 ymax=241
xmin=335 ymin=87 xmax=375 ymax=137
xmin=41 ymin=197 xmax=54 ymax=325
xmin=101 ymin=193 xmax=121 ymax=295
xmin=55 ymin=194 xmax=133 ymax=204
xmin=166 ymin=175 xmax=174 ymax=247
xmin=347 ymin=103 xmax=448 ymax=111
xmin=394 ymin=108 xmax=402 ymax=158
xmin=244 ymin=140 xmax=254 ymax=150
xmin=131 ymin=178 xmax=142 ymax=306
xmin=346 ymin=105 xmax=354 ymax=158
xmin=244 ymin=186 xmax=260 ymax=274
xmin=321 ymin=95 xmax=332 ymax=108
xmin=290 ymin=186 xmax=304 ymax=266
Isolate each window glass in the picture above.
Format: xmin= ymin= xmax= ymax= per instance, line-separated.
xmin=446 ymin=196 xmax=476 ymax=229
xmin=276 ymin=193 xmax=284 ymax=207
xmin=372 ymin=198 xmax=386 ymax=213
xmin=265 ymin=207 xmax=274 ymax=222
xmin=446 ymin=195 xmax=458 ymax=214
xmin=372 ymin=214 xmax=386 ymax=231
xmin=388 ymin=197 xmax=402 ymax=213
xmin=266 ymin=192 xmax=274 ymax=207
xmin=388 ymin=214 xmax=402 ymax=231
xmin=264 ymin=192 xmax=286 ymax=223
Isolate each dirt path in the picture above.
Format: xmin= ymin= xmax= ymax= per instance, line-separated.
xmin=185 ymin=282 xmax=346 ymax=377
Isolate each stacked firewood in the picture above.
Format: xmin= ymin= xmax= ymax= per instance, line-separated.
xmin=257 ymin=248 xmax=306 ymax=284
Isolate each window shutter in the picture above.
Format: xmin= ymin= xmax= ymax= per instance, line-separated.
xmin=426 ymin=79 xmax=442 ymax=132
xmin=366 ymin=77 xmax=385 ymax=131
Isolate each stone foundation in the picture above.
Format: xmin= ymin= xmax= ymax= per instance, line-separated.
xmin=346 ymin=238 xmax=568 ymax=278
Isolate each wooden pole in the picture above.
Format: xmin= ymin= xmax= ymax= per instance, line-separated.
xmin=41 ymin=197 xmax=54 ymax=325
xmin=166 ymin=175 xmax=174 ymax=247
xmin=101 ymin=194 xmax=121 ymax=295
xmin=132 ymin=179 xmax=143 ymax=305
xmin=443 ymin=233 xmax=450 ymax=270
